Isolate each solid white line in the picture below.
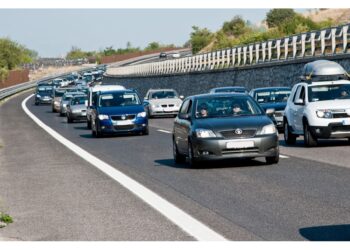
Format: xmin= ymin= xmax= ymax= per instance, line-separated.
xmin=280 ymin=155 xmax=289 ymax=159
xmin=22 ymin=94 xmax=226 ymax=241
xmin=157 ymin=129 xmax=172 ymax=134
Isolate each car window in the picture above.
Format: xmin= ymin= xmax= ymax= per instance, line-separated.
xmin=195 ymin=96 xmax=263 ymax=119
xmin=98 ymin=92 xmax=141 ymax=107
xmin=308 ymin=84 xmax=350 ymax=102
xmin=179 ymin=100 xmax=190 ymax=115
xmin=299 ymin=86 xmax=305 ymax=102
xmin=293 ymin=86 xmax=302 ymax=103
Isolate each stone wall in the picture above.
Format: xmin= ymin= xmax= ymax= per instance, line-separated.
xmin=103 ymin=55 xmax=350 ymax=98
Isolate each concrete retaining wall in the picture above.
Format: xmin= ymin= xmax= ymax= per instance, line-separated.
xmin=103 ymin=55 xmax=350 ymax=98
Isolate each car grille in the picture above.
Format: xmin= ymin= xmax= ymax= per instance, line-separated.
xmin=111 ymin=115 xmax=136 ymax=121
xmin=160 ymin=104 xmax=175 ymax=108
xmin=113 ymin=125 xmax=135 ymax=130
xmin=274 ymin=111 xmax=284 ymax=117
xmin=331 ymin=125 xmax=350 ymax=132
xmin=222 ymin=148 xmax=259 ymax=154
xmin=220 ymin=129 xmax=257 ymax=139
xmin=333 ymin=113 xmax=350 ymax=118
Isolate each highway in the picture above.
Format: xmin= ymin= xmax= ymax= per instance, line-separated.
xmin=1 ymin=91 xmax=350 ymax=240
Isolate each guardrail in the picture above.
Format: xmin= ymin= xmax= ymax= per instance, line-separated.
xmin=108 ymin=23 xmax=350 ymax=77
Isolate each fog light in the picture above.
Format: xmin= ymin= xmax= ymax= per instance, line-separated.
xmin=316 ymin=128 xmax=320 ymax=134
xmin=142 ymin=124 xmax=146 ymax=127
xmin=202 ymin=151 xmax=209 ymax=155
xmin=101 ymin=126 xmax=105 ymax=129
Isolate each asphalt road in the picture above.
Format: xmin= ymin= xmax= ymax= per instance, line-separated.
xmin=1 ymin=92 xmax=350 ymax=240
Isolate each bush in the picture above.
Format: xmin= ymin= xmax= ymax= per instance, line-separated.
xmin=190 ymin=26 xmax=214 ymax=54
xmin=222 ymin=16 xmax=247 ymax=36
xmin=0 ymin=213 xmax=13 ymax=224
xmin=266 ymin=9 xmax=296 ymax=28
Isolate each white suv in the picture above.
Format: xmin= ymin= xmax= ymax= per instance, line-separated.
xmin=284 ymin=60 xmax=350 ymax=147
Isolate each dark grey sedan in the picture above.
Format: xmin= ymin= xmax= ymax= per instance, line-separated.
xmin=66 ymin=95 xmax=88 ymax=123
xmin=172 ymin=93 xmax=279 ymax=167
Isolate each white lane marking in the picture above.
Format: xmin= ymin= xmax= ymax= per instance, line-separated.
xmin=157 ymin=129 xmax=172 ymax=134
xmin=280 ymin=155 xmax=289 ymax=159
xmin=22 ymin=95 xmax=226 ymax=241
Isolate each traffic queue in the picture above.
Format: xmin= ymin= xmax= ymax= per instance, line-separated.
xmin=33 ymin=60 xmax=350 ymax=167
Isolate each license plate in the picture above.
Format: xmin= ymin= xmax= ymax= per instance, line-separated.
xmin=226 ymin=141 xmax=254 ymax=149
xmin=115 ymin=120 xmax=133 ymax=125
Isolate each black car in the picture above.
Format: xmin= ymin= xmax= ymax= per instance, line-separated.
xmin=209 ymin=86 xmax=249 ymax=94
xmin=34 ymin=85 xmax=53 ymax=105
xmin=249 ymin=87 xmax=291 ymax=129
xmin=159 ymin=52 xmax=167 ymax=59
xmin=172 ymin=93 xmax=279 ymax=167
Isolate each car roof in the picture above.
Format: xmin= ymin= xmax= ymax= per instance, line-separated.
xmin=148 ymin=88 xmax=177 ymax=92
xmin=91 ymin=85 xmax=125 ymax=92
xmin=190 ymin=92 xmax=249 ymax=100
xmin=298 ymin=79 xmax=350 ymax=86
xmin=252 ymin=87 xmax=291 ymax=92
xmin=98 ymin=89 xmax=137 ymax=95
xmin=212 ymin=86 xmax=247 ymax=90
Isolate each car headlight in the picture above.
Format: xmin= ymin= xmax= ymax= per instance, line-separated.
xmin=137 ymin=112 xmax=147 ymax=118
xmin=36 ymin=94 xmax=41 ymax=98
xmin=260 ymin=124 xmax=277 ymax=135
xmin=54 ymin=101 xmax=60 ymax=105
xmin=152 ymin=104 xmax=161 ymax=108
xmin=316 ymin=110 xmax=333 ymax=118
xmin=195 ymin=129 xmax=216 ymax=138
xmin=98 ymin=114 xmax=109 ymax=120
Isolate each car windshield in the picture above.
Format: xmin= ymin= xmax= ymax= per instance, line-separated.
xmin=71 ymin=96 xmax=87 ymax=105
xmin=63 ymin=95 xmax=73 ymax=101
xmin=255 ymin=89 xmax=291 ymax=103
xmin=215 ymin=88 xmax=246 ymax=93
xmin=308 ymin=84 xmax=350 ymax=102
xmin=54 ymin=90 xmax=65 ymax=97
xmin=99 ymin=92 xmax=141 ymax=107
xmin=84 ymin=75 xmax=93 ymax=81
xmin=151 ymin=91 xmax=178 ymax=99
xmin=195 ymin=96 xmax=263 ymax=118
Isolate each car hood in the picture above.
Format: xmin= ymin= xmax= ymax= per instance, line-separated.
xmin=61 ymin=100 xmax=70 ymax=105
xmin=149 ymin=98 xmax=182 ymax=105
xmin=307 ymin=99 xmax=350 ymax=110
xmin=194 ymin=115 xmax=272 ymax=131
xmin=97 ymin=105 xmax=145 ymax=115
xmin=259 ymin=102 xmax=286 ymax=111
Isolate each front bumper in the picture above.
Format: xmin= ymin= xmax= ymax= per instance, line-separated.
xmin=150 ymin=107 xmax=180 ymax=116
xmin=36 ymin=98 xmax=52 ymax=104
xmin=98 ymin=117 xmax=148 ymax=134
xmin=310 ymin=122 xmax=350 ymax=139
xmin=70 ymin=111 xmax=87 ymax=120
xmin=191 ymin=134 xmax=279 ymax=160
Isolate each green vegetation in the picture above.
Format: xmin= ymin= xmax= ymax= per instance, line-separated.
xmin=189 ymin=9 xmax=336 ymax=54
xmin=0 ymin=213 xmax=13 ymax=224
xmin=0 ymin=38 xmax=37 ymax=81
xmin=66 ymin=41 xmax=177 ymax=64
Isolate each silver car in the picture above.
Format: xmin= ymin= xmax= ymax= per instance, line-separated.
xmin=59 ymin=91 xmax=85 ymax=116
xmin=66 ymin=95 xmax=88 ymax=123
xmin=144 ymin=89 xmax=183 ymax=118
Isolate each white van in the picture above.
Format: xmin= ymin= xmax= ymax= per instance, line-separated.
xmin=86 ymin=84 xmax=126 ymax=129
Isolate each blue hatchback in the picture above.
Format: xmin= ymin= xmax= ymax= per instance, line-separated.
xmin=90 ymin=89 xmax=148 ymax=137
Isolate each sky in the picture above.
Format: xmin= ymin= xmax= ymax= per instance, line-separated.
xmin=0 ymin=9 xmax=308 ymax=57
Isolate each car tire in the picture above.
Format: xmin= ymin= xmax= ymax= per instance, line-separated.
xmin=187 ymin=141 xmax=199 ymax=168
xmin=87 ymin=119 xmax=92 ymax=129
xmin=173 ymin=139 xmax=185 ymax=164
xmin=67 ymin=115 xmax=73 ymax=123
xmin=284 ymin=120 xmax=296 ymax=145
xmin=266 ymin=152 xmax=279 ymax=165
xmin=35 ymin=102 xmax=39 ymax=106
xmin=303 ymin=122 xmax=317 ymax=147
xmin=52 ymin=106 xmax=56 ymax=113
xmin=142 ymin=127 xmax=149 ymax=135
xmin=92 ymin=120 xmax=102 ymax=138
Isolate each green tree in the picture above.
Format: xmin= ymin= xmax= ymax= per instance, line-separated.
xmin=0 ymin=38 xmax=36 ymax=81
xmin=266 ymin=9 xmax=296 ymax=28
xmin=145 ymin=42 xmax=160 ymax=51
xmin=222 ymin=16 xmax=247 ymax=36
xmin=190 ymin=26 xmax=213 ymax=54
xmin=66 ymin=46 xmax=87 ymax=59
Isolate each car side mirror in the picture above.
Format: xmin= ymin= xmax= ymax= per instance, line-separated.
xmin=294 ymin=99 xmax=304 ymax=105
xmin=265 ymin=108 xmax=275 ymax=116
xmin=179 ymin=113 xmax=190 ymax=120
xmin=179 ymin=95 xmax=184 ymax=100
